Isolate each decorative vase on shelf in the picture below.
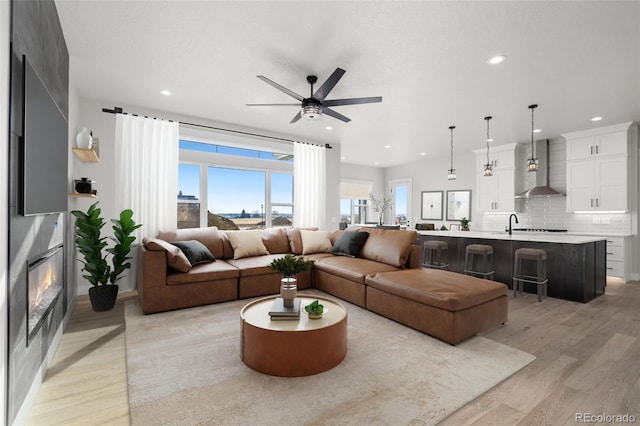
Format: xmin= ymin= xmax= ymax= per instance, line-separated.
xmin=280 ymin=277 xmax=297 ymax=307
xmin=76 ymin=127 xmax=92 ymax=149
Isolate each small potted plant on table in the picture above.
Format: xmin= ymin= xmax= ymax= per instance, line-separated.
xmin=267 ymin=254 xmax=313 ymax=307
xmin=460 ymin=217 xmax=470 ymax=231
xmin=304 ymin=300 xmax=324 ymax=319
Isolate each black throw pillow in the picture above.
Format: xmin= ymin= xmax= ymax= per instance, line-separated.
xmin=331 ymin=231 xmax=370 ymax=258
xmin=171 ymin=240 xmax=216 ymax=266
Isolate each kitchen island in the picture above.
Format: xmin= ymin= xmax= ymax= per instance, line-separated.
xmin=417 ymin=231 xmax=607 ymax=303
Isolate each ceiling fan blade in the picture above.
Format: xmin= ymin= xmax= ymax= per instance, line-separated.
xmin=322 ymin=107 xmax=351 ymax=123
xmin=246 ymin=103 xmax=300 ymax=107
xmin=290 ymin=111 xmax=302 ymax=123
xmin=323 ymin=96 xmax=383 ymax=107
xmin=257 ymin=75 xmax=304 ymax=101
xmin=313 ymin=68 xmax=346 ymax=101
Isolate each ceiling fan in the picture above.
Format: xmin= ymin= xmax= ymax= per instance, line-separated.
xmin=246 ymin=68 xmax=382 ymax=123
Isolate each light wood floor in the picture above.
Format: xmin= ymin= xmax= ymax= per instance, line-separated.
xmin=26 ymin=278 xmax=640 ymax=425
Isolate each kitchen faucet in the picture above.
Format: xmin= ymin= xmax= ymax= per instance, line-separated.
xmin=508 ymin=213 xmax=519 ymax=235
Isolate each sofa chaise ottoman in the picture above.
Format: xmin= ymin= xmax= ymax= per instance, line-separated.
xmin=365 ymin=268 xmax=508 ymax=345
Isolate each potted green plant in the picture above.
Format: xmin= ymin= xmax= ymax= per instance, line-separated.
xmin=460 ymin=217 xmax=470 ymax=231
xmin=267 ymin=254 xmax=313 ymax=307
xmin=304 ymin=300 xmax=324 ymax=319
xmin=71 ymin=202 xmax=142 ymax=312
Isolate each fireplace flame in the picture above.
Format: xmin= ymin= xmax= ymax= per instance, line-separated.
xmin=30 ymin=264 xmax=57 ymax=312
xmin=28 ymin=246 xmax=64 ymax=343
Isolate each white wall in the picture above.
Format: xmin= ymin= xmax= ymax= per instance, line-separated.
xmin=324 ymin=144 xmax=342 ymax=231
xmin=72 ymin=97 xmax=342 ymax=293
xmin=66 ymin=59 xmax=81 ymax=308
xmin=1 ymin=1 xmax=10 ymax=422
xmin=385 ymin=151 xmax=477 ymax=229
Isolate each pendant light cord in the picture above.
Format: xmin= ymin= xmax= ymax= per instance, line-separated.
xmin=449 ymin=125 xmax=455 ymax=170
xmin=485 ymin=116 xmax=492 ymax=165
xmin=530 ymin=105 xmax=535 ymax=156
xmin=529 ymin=104 xmax=538 ymax=158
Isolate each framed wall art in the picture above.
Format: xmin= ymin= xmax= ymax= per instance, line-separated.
xmin=421 ymin=191 xmax=443 ymax=220
xmin=446 ymin=190 xmax=471 ymax=221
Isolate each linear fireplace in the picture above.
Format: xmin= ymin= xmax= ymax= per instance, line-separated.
xmin=27 ymin=244 xmax=64 ymax=345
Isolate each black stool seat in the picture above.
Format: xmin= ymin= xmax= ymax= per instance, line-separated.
xmin=464 ymin=244 xmax=494 ymax=280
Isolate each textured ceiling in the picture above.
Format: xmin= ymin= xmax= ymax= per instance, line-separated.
xmin=56 ymin=1 xmax=640 ymax=167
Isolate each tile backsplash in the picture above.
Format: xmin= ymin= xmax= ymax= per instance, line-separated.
xmin=480 ymin=137 xmax=631 ymax=235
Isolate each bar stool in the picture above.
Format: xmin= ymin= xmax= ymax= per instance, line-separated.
xmin=422 ymin=240 xmax=449 ymax=269
xmin=464 ymin=244 xmax=495 ymax=280
xmin=512 ymin=248 xmax=548 ymax=302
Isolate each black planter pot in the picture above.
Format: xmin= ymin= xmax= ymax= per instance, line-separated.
xmin=88 ymin=284 xmax=119 ymax=312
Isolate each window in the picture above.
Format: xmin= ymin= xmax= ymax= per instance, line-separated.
xmin=179 ymin=140 xmax=292 ymax=161
xmin=390 ymin=178 xmax=412 ymax=226
xmin=208 ymin=167 xmax=265 ymax=229
xmin=177 ymin=164 xmax=200 ymax=229
xmin=339 ymin=181 xmax=371 ymax=225
xmin=177 ymin=139 xmax=294 ymax=230
xmin=270 ymin=173 xmax=293 ymax=227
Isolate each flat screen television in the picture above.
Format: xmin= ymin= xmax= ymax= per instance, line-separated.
xmin=20 ymin=56 xmax=68 ymax=216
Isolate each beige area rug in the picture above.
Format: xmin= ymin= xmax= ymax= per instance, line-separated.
xmin=125 ymin=290 xmax=534 ymax=425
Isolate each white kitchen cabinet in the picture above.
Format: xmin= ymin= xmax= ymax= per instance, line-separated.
xmin=604 ymin=236 xmax=627 ymax=279
xmin=563 ymin=122 xmax=635 ymax=212
xmin=474 ymin=143 xmax=517 ymax=213
xmin=475 ymin=146 xmax=515 ymax=170
xmin=566 ymin=155 xmax=627 ymax=211
xmin=566 ymin=131 xmax=628 ymax=160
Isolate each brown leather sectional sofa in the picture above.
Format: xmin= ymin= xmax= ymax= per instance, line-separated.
xmin=138 ymin=226 xmax=508 ymax=344
xmin=137 ymin=226 xmax=421 ymax=314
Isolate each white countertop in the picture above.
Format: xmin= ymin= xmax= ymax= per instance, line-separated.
xmin=417 ymin=230 xmax=607 ymax=244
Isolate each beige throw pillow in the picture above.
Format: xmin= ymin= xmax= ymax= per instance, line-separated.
xmin=300 ymin=230 xmax=332 ymax=255
xmin=225 ymin=230 xmax=269 ymax=259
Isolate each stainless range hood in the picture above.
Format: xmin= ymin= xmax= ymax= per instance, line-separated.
xmin=515 ymin=139 xmax=565 ymax=198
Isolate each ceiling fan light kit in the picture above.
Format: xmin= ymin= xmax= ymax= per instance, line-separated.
xmin=248 ymin=68 xmax=382 ymax=124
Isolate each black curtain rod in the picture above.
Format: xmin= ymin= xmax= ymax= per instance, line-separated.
xmin=101 ymin=106 xmax=333 ymax=149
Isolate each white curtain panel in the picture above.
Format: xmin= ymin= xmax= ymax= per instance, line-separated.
xmin=293 ymin=142 xmax=326 ymax=228
xmin=115 ymin=114 xmax=179 ymax=239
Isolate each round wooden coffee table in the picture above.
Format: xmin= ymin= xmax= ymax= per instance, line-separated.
xmin=240 ymin=294 xmax=347 ymax=377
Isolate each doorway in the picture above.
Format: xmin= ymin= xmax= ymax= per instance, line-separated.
xmin=389 ymin=178 xmax=412 ymax=227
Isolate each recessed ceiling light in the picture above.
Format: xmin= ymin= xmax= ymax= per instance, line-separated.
xmin=160 ymin=90 xmax=172 ymax=96
xmin=340 ymin=156 xmax=346 ymax=160
xmin=384 ymin=145 xmax=391 ymax=149
xmin=487 ymin=55 xmax=506 ymax=65
xmin=420 ymin=152 xmax=427 ymax=156
xmin=325 ymin=126 xmax=333 ymax=130
xmin=533 ymin=129 xmax=542 ymax=133
xmin=374 ymin=161 xmax=380 ymax=165
xmin=591 ymin=116 xmax=603 ymax=122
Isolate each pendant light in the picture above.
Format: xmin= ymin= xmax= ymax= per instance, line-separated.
xmin=526 ymin=104 xmax=540 ymax=172
xmin=483 ymin=116 xmax=493 ymax=177
xmin=447 ymin=125 xmax=456 ymax=180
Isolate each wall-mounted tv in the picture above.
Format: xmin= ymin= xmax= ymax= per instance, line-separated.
xmin=20 ymin=56 xmax=68 ymax=216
